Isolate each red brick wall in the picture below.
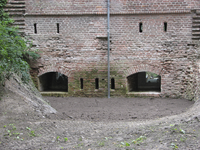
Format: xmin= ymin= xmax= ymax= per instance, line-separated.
xmin=24 ymin=0 xmax=200 ymax=98
xmin=26 ymin=0 xmax=200 ymax=14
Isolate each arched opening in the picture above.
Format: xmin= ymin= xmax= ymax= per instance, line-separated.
xmin=39 ymin=72 xmax=68 ymax=92
xmin=127 ymin=72 xmax=161 ymax=92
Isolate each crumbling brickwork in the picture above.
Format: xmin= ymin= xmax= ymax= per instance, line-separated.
xmin=5 ymin=0 xmax=200 ymax=98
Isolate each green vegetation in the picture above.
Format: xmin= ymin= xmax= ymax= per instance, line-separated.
xmin=120 ymin=141 xmax=131 ymax=147
xmin=26 ymin=127 xmax=36 ymax=137
xmin=3 ymin=124 xmax=23 ymax=140
xmin=117 ymin=136 xmax=147 ymax=149
xmin=146 ymin=71 xmax=159 ymax=78
xmin=170 ymin=143 xmax=178 ymax=150
xmin=64 ymin=137 xmax=68 ymax=142
xmin=0 ymin=0 xmax=39 ymax=85
xmin=56 ymin=136 xmax=60 ymax=141
xmin=98 ymin=141 xmax=105 ymax=147
xmin=132 ymin=136 xmax=147 ymax=145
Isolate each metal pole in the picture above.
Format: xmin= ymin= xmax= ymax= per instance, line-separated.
xmin=107 ymin=0 xmax=110 ymax=98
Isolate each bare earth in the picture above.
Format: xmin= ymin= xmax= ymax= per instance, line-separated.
xmin=1 ymin=87 xmax=200 ymax=150
xmin=46 ymin=97 xmax=194 ymax=122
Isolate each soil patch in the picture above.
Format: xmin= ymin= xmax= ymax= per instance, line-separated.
xmin=1 ymin=77 xmax=199 ymax=149
xmin=46 ymin=97 xmax=194 ymax=121
xmin=0 ymin=92 xmax=199 ymax=150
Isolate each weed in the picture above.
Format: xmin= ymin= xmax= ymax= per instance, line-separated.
xmin=10 ymin=124 xmax=16 ymax=130
xmin=170 ymin=143 xmax=178 ymax=149
xmin=180 ymin=137 xmax=186 ymax=142
xmin=120 ymin=141 xmax=131 ymax=147
xmin=26 ymin=127 xmax=36 ymax=137
xmin=98 ymin=141 xmax=105 ymax=147
xmin=180 ymin=129 xmax=185 ymax=134
xmin=6 ymin=130 xmax=11 ymax=136
xmin=64 ymin=137 xmax=68 ymax=142
xmin=132 ymin=136 xmax=147 ymax=145
xmin=97 ymin=137 xmax=112 ymax=147
xmin=78 ymin=137 xmax=82 ymax=141
xmin=171 ymin=126 xmax=186 ymax=134
xmin=29 ymin=130 xmax=36 ymax=137
xmin=13 ymin=132 xmax=20 ymax=136
xmin=105 ymin=137 xmax=112 ymax=140
xmin=26 ymin=127 xmax=31 ymax=131
xmin=3 ymin=124 xmax=23 ymax=140
xmin=56 ymin=136 xmax=60 ymax=141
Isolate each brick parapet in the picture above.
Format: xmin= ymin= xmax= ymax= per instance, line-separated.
xmin=25 ymin=0 xmax=199 ymax=15
xmin=25 ymin=10 xmax=191 ymax=16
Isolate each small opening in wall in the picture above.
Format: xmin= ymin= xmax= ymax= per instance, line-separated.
xmin=34 ymin=23 xmax=37 ymax=34
xmin=56 ymin=23 xmax=59 ymax=33
xmin=111 ymin=78 xmax=115 ymax=89
xmin=95 ymin=78 xmax=99 ymax=89
xmin=139 ymin=22 xmax=143 ymax=33
xmin=164 ymin=22 xmax=167 ymax=32
xmin=80 ymin=78 xmax=83 ymax=89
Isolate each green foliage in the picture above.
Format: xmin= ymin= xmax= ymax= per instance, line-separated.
xmin=98 ymin=141 xmax=105 ymax=147
xmin=132 ymin=136 xmax=147 ymax=145
xmin=0 ymin=0 xmax=7 ymax=21
xmin=0 ymin=0 xmax=39 ymax=85
xmin=170 ymin=143 xmax=178 ymax=149
xmin=3 ymin=123 xmax=23 ymax=140
xmin=64 ymin=137 xmax=68 ymax=142
xmin=26 ymin=127 xmax=36 ymax=137
xmin=56 ymin=136 xmax=60 ymax=141
xmin=146 ymin=71 xmax=159 ymax=78
xmin=120 ymin=141 xmax=131 ymax=147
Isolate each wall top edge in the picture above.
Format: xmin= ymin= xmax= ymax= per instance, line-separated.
xmin=24 ymin=10 xmax=191 ymax=16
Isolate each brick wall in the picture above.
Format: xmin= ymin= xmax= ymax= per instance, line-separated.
xmin=26 ymin=0 xmax=200 ymax=15
xmin=23 ymin=0 xmax=200 ymax=98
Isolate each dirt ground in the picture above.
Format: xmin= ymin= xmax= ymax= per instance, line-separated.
xmin=46 ymin=97 xmax=194 ymax=122
xmin=1 ymin=87 xmax=200 ymax=150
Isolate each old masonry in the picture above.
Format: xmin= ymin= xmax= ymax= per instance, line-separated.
xmin=4 ymin=0 xmax=200 ymax=98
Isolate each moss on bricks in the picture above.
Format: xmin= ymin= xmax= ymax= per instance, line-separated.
xmin=68 ymin=68 xmax=127 ymax=97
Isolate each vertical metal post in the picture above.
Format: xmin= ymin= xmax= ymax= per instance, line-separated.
xmin=107 ymin=0 xmax=110 ymax=98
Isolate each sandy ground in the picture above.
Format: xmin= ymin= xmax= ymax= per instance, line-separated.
xmin=46 ymin=97 xmax=194 ymax=122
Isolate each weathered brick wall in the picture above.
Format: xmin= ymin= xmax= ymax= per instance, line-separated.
xmin=26 ymin=0 xmax=200 ymax=14
xmin=24 ymin=0 xmax=200 ymax=98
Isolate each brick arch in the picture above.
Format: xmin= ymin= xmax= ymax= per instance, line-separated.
xmin=124 ymin=64 xmax=166 ymax=77
xmin=38 ymin=66 xmax=71 ymax=78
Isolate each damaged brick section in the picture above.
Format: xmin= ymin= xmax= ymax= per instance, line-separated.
xmin=5 ymin=0 xmax=200 ymax=99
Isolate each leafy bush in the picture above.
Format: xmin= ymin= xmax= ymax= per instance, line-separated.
xmin=0 ymin=0 xmax=39 ymax=85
